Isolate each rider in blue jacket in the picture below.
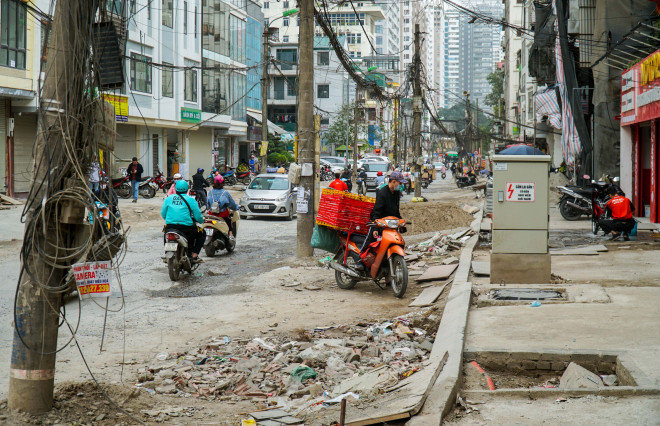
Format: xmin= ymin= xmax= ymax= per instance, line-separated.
xmin=161 ymin=180 xmax=205 ymax=262
xmin=206 ymin=175 xmax=239 ymax=239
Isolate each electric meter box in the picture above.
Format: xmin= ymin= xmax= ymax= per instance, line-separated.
xmin=490 ymin=154 xmax=551 ymax=283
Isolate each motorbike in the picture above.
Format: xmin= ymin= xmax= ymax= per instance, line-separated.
xmin=327 ymin=217 xmax=409 ymax=298
xmin=557 ymin=175 xmax=623 ymax=223
xmin=188 ymin=187 xmax=207 ymax=212
xmin=111 ymin=175 xmax=131 ymax=199
xmin=164 ymin=229 xmax=199 ymax=281
xmin=341 ymin=178 xmax=353 ymax=193
xmin=201 ymin=211 xmax=240 ymax=256
xmin=153 ymin=170 xmax=174 ymax=193
xmin=222 ymin=168 xmax=238 ymax=185
xmin=235 ymin=170 xmax=254 ymax=185
xmin=356 ymin=176 xmax=367 ymax=195
xmin=421 ymin=172 xmax=431 ymax=189
xmin=321 ymin=165 xmax=334 ymax=181
xmin=456 ymin=175 xmax=477 ymax=188
xmin=138 ymin=177 xmax=157 ymax=199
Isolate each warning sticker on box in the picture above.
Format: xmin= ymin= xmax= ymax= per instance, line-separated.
xmin=505 ymin=182 xmax=535 ymax=202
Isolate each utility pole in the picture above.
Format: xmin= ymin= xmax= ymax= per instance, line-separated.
xmin=475 ymin=98 xmax=479 ymax=156
xmin=352 ymin=89 xmax=360 ymax=190
xmin=260 ymin=27 xmax=271 ymax=173
xmin=413 ymin=24 xmax=423 ymax=198
xmin=296 ymin=0 xmax=315 ymax=257
xmin=10 ymin=0 xmax=97 ymax=413
xmin=464 ymin=91 xmax=471 ymax=158
xmin=392 ymin=97 xmax=399 ymax=165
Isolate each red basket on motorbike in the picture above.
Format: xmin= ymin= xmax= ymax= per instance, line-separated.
xmin=316 ymin=188 xmax=375 ymax=235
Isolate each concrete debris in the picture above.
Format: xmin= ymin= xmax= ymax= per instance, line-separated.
xmin=405 ymin=228 xmax=473 ymax=272
xmin=559 ymin=362 xmax=603 ymax=390
xmin=136 ymin=316 xmax=435 ymax=411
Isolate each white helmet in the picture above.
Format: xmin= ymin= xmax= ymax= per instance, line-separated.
xmin=173 ymin=173 xmax=182 ymax=180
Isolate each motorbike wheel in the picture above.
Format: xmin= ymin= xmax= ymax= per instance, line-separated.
xmin=441 ymin=173 xmax=446 ymax=179
xmin=140 ymin=185 xmax=156 ymax=199
xmin=204 ymin=245 xmax=216 ymax=257
xmin=559 ymin=198 xmax=583 ymax=221
xmin=227 ymin=175 xmax=238 ymax=185
xmin=335 ymin=250 xmax=358 ymax=289
xmin=226 ymin=235 xmax=235 ymax=253
xmin=389 ymin=254 xmax=408 ymax=298
xmin=197 ymin=197 xmax=207 ymax=212
xmin=286 ymin=206 xmax=294 ymax=221
xmin=167 ymin=256 xmax=180 ymax=281
xmin=117 ymin=182 xmax=131 ymax=199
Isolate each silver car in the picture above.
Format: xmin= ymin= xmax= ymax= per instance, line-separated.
xmin=239 ymin=174 xmax=297 ymax=220
xmin=363 ymin=162 xmax=392 ymax=190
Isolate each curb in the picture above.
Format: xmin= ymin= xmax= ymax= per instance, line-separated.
xmin=407 ymin=209 xmax=483 ymax=424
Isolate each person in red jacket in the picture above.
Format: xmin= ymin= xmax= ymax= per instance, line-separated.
xmin=598 ymin=186 xmax=635 ymax=240
xmin=328 ymin=172 xmax=348 ymax=191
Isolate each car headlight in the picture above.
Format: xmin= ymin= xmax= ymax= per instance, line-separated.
xmin=386 ymin=219 xmax=399 ymax=229
xmin=275 ymin=194 xmax=288 ymax=202
xmin=240 ymin=195 xmax=249 ymax=202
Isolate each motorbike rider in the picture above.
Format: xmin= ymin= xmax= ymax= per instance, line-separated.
xmin=167 ymin=173 xmax=183 ymax=196
xmin=192 ymin=167 xmax=209 ymax=206
xmin=206 ymin=175 xmax=239 ymax=240
xmin=358 ymin=167 xmax=368 ymax=193
xmin=341 ymin=168 xmax=353 ymax=192
xmin=161 ymin=180 xmax=205 ymax=263
xmin=329 ymin=172 xmax=349 ymax=191
xmin=375 ymin=170 xmax=385 ymax=187
xmin=599 ymin=186 xmax=635 ymax=241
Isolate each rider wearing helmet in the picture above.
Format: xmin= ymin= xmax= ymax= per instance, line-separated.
xmin=207 ymin=175 xmax=240 ymax=239
xmin=192 ymin=167 xmax=209 ymax=207
xmin=375 ymin=170 xmax=385 ymax=187
xmin=161 ymin=180 xmax=205 ymax=263
xmin=167 ymin=173 xmax=184 ymax=196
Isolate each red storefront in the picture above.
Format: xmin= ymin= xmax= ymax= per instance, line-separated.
xmin=620 ymin=49 xmax=660 ymax=223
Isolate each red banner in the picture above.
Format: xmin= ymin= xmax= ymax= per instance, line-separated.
xmin=621 ymin=48 xmax=660 ymax=126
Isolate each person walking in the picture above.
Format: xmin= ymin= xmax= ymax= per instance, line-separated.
xmin=89 ymin=155 xmax=101 ymax=195
xmin=126 ymin=157 xmax=143 ymax=203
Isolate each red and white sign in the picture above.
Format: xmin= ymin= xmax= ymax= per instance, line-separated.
xmin=505 ymin=182 xmax=535 ymax=202
xmin=73 ymin=261 xmax=113 ymax=298
xmin=621 ymin=48 xmax=660 ymax=126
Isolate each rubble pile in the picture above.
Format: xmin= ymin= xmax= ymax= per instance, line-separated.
xmin=135 ymin=315 xmax=439 ymax=416
xmin=406 ymin=227 xmax=474 ymax=259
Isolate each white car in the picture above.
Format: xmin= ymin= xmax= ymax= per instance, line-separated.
xmin=239 ymin=174 xmax=297 ymax=220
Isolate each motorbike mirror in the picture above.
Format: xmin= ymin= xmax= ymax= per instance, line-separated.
xmin=591 ymin=179 xmax=596 ymax=184
xmin=613 ymin=177 xmax=620 ymax=183
xmin=583 ymin=174 xmax=590 ymax=179
xmin=242 ymin=186 xmax=248 ymax=191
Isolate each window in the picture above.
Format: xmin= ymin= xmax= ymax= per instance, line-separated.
xmin=317 ymin=84 xmax=329 ymax=99
xmin=162 ymin=0 xmax=173 ymax=27
xmin=283 ymin=0 xmax=289 ymax=7
xmin=185 ymin=68 xmax=197 ymax=102
xmin=147 ymin=0 xmax=151 ymax=19
xmin=282 ymin=35 xmax=289 ymax=42
xmin=276 ymin=48 xmax=297 ymax=70
xmin=317 ymin=51 xmax=329 ymax=65
xmin=404 ymin=18 xmax=409 ymax=24
xmin=183 ymin=1 xmax=188 ymax=34
xmin=287 ymin=78 xmax=296 ymax=96
xmin=346 ymin=33 xmax=361 ymax=44
xmin=130 ymin=53 xmax=152 ymax=93
xmin=376 ymin=36 xmax=382 ymax=45
xmin=0 ymin=0 xmax=27 ymax=69
xmin=263 ymin=1 xmax=269 ymax=8
xmin=283 ymin=17 xmax=289 ymax=26
xmin=162 ymin=62 xmax=173 ymax=97
xmin=375 ymin=25 xmax=382 ymax=33
xmin=356 ymin=51 xmax=361 ymax=58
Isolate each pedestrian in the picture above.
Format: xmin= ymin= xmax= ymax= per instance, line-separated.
xmin=249 ymin=154 xmax=256 ymax=173
xmin=89 ymin=155 xmax=101 ymax=195
xmin=126 ymin=156 xmax=143 ymax=203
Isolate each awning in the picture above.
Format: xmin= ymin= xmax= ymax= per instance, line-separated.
xmin=246 ymin=111 xmax=286 ymax=135
xmin=591 ymin=17 xmax=660 ymax=70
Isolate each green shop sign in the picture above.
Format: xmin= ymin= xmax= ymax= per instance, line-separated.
xmin=181 ymin=107 xmax=202 ymax=123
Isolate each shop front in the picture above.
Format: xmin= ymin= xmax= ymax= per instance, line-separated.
xmin=620 ymin=48 xmax=660 ymax=223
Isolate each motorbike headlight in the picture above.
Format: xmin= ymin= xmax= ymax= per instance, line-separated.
xmin=386 ymin=219 xmax=399 ymax=229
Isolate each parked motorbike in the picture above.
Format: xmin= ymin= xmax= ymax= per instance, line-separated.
xmin=557 ymin=175 xmax=623 ymax=223
xmin=328 ymin=217 xmax=409 ymax=298
xmin=201 ymin=211 xmax=240 ymax=256
xmin=153 ymin=170 xmax=174 ymax=193
xmin=138 ymin=177 xmax=157 ymax=199
xmin=456 ymin=175 xmax=477 ymax=188
xmin=222 ymin=168 xmax=239 ymax=185
xmin=111 ymin=175 xmax=131 ymax=199
xmin=321 ymin=165 xmax=334 ymax=181
xmin=164 ymin=229 xmax=199 ymax=281
xmin=235 ymin=170 xmax=254 ymax=185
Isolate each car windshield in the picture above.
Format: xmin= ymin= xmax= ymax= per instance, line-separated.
xmin=322 ymin=158 xmax=345 ymax=164
xmin=434 ymin=163 xmax=444 ymax=167
xmin=249 ymin=177 xmax=289 ymax=191
xmin=363 ymin=163 xmax=390 ymax=172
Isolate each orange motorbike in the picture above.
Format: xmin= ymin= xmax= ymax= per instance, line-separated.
xmin=328 ymin=216 xmax=408 ymax=298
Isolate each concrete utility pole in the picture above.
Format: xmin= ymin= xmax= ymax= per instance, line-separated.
xmin=413 ymin=24 xmax=423 ymax=198
xmin=352 ymin=89 xmax=360 ymax=190
xmin=260 ymin=28 xmax=271 ymax=173
xmin=9 ymin=0 xmax=97 ymax=413
xmin=464 ymin=91 xmax=472 ymax=156
xmin=392 ymin=97 xmax=399 ymax=164
xmin=296 ymin=0 xmax=315 ymax=257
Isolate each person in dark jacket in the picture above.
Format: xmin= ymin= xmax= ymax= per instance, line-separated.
xmin=192 ymin=167 xmax=209 ymax=207
xmin=370 ymin=171 xmax=405 ymax=222
xmin=126 ymin=157 xmax=144 ymax=203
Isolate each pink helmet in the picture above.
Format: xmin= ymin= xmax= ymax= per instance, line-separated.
xmin=214 ymin=175 xmax=224 ymax=185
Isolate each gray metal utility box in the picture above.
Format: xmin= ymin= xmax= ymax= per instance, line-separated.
xmin=490 ymin=154 xmax=551 ymax=283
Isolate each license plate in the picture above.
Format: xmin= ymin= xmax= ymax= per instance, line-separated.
xmin=205 ymin=228 xmax=214 ymax=236
xmin=164 ymin=242 xmax=178 ymax=251
xmin=253 ymin=204 xmax=270 ymax=210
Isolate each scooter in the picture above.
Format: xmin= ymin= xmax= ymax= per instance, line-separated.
xmin=456 ymin=175 xmax=477 ymax=188
xmin=328 ymin=217 xmax=409 ymax=298
xmin=188 ymin=187 xmax=207 ymax=212
xmin=201 ymin=211 xmax=240 ymax=256
xmin=138 ymin=177 xmax=157 ymax=199
xmin=153 ymin=170 xmax=174 ymax=194
xmin=558 ymin=175 xmax=623 ymax=222
xmin=321 ymin=165 xmax=334 ymax=181
xmin=111 ymin=175 xmax=131 ymax=199
xmin=164 ymin=229 xmax=199 ymax=281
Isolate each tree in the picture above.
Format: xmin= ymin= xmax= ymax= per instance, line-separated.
xmin=266 ymin=133 xmax=294 ymax=165
xmin=485 ymin=69 xmax=504 ymax=118
xmin=322 ymin=102 xmax=368 ymax=152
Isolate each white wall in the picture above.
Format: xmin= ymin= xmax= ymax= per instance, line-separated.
xmin=620 ymin=125 xmax=633 ymax=198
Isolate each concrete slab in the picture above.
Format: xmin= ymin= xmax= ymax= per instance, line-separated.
xmin=550 ymin=244 xmax=608 ymax=255
xmin=552 ymin=250 xmax=660 ymax=286
xmin=417 ymin=264 xmax=458 ymax=282
xmin=465 ymin=287 xmax=660 ymax=386
xmin=471 ymin=261 xmax=490 ymax=276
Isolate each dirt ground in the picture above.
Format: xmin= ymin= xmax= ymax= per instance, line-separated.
xmin=400 ymin=201 xmax=474 ymax=235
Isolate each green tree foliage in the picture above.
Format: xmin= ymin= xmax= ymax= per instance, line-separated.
xmin=485 ymin=69 xmax=504 ymax=117
xmin=266 ymin=133 xmax=294 ymax=165
xmin=322 ymin=102 xmax=368 ymax=151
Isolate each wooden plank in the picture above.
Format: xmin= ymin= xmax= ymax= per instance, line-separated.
xmin=0 ymin=194 xmax=22 ymax=205
xmin=471 ymin=261 xmax=490 ymax=276
xmin=416 ymin=264 xmax=458 ymax=282
xmin=409 ymin=284 xmax=448 ymax=307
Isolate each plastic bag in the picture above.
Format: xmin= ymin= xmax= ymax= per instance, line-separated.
xmin=291 ymin=365 xmax=317 ymax=382
xmin=310 ymin=224 xmax=340 ymax=253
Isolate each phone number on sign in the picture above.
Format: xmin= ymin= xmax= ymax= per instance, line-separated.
xmin=79 ymin=284 xmax=110 ymax=294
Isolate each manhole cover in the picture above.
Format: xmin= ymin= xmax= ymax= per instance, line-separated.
xmin=490 ymin=288 xmax=564 ymax=301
